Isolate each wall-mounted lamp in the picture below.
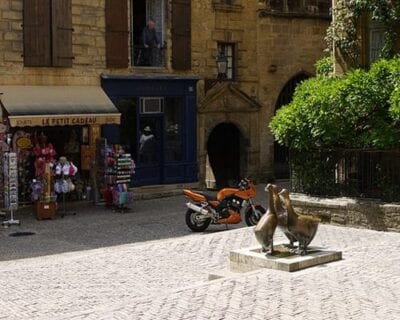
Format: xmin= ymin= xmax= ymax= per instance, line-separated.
xmin=216 ymin=51 xmax=228 ymax=79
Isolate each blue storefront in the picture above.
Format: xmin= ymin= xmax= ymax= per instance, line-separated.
xmin=101 ymin=75 xmax=200 ymax=186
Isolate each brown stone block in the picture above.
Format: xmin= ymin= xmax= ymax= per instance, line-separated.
xmin=11 ymin=0 xmax=22 ymax=11
xmin=2 ymin=10 xmax=21 ymax=20
xmin=4 ymin=51 xmax=22 ymax=62
xmin=4 ymin=31 xmax=21 ymax=41
xmin=11 ymin=21 xmax=22 ymax=31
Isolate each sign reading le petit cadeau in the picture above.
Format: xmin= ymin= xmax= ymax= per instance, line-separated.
xmin=10 ymin=114 xmax=120 ymax=127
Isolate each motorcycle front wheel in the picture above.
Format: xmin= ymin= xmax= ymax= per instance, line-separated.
xmin=245 ymin=205 xmax=266 ymax=226
xmin=185 ymin=209 xmax=211 ymax=232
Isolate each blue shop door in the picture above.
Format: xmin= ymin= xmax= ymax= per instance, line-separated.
xmin=136 ymin=116 xmax=163 ymax=185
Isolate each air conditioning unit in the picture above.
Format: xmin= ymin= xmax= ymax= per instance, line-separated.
xmin=140 ymin=97 xmax=164 ymax=114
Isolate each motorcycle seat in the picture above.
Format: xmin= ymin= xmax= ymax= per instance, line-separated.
xmin=191 ymin=190 xmax=218 ymax=201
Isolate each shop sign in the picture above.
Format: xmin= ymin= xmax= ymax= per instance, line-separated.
xmin=16 ymin=136 xmax=33 ymax=149
xmin=9 ymin=114 xmax=120 ymax=127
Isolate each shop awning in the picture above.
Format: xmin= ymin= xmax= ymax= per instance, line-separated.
xmin=0 ymin=86 xmax=120 ymax=127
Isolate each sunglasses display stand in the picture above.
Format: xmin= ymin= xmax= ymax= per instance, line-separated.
xmin=2 ymin=152 xmax=20 ymax=226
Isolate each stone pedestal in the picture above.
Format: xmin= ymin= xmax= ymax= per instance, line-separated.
xmin=229 ymin=244 xmax=342 ymax=273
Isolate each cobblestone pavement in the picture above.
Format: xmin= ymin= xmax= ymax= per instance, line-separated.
xmin=0 ymin=191 xmax=399 ymax=319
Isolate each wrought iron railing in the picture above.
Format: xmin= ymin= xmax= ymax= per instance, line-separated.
xmin=290 ymin=149 xmax=400 ymax=201
xmin=132 ymin=45 xmax=165 ymax=67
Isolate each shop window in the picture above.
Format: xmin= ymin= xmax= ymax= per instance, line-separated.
xmin=165 ymin=98 xmax=183 ymax=162
xmin=218 ymin=43 xmax=235 ymax=80
xmin=23 ymin=0 xmax=73 ymax=67
xmin=131 ymin=0 xmax=166 ymax=67
xmin=115 ymin=98 xmax=138 ymax=159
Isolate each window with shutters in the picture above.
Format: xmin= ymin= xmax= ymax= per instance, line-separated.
xmin=131 ymin=0 xmax=165 ymax=67
xmin=23 ymin=0 xmax=73 ymax=67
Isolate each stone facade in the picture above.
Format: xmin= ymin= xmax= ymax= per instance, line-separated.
xmin=0 ymin=0 xmax=109 ymax=85
xmin=291 ymin=193 xmax=400 ymax=232
xmin=192 ymin=1 xmax=330 ymax=184
xmin=0 ymin=0 xmax=330 ymax=185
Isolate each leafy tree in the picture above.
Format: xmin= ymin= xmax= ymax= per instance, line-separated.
xmin=270 ymin=57 xmax=400 ymax=151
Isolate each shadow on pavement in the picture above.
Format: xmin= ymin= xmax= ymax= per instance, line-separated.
xmin=0 ymin=185 xmax=269 ymax=261
xmin=0 ymin=181 xmax=287 ymax=262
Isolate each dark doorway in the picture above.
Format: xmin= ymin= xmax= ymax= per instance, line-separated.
xmin=207 ymin=123 xmax=242 ymax=188
xmin=274 ymin=73 xmax=309 ymax=179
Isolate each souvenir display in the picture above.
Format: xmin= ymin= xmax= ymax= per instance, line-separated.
xmin=2 ymin=152 xmax=20 ymax=226
xmin=94 ymin=138 xmax=108 ymax=204
xmin=0 ymin=124 xmax=10 ymax=208
xmin=31 ymin=133 xmax=57 ymax=220
xmin=13 ymin=130 xmax=34 ymax=205
xmin=103 ymin=144 xmax=135 ymax=211
xmin=54 ymin=156 xmax=78 ymax=217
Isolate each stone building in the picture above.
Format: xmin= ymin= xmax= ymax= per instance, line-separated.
xmin=0 ymin=0 xmax=331 ymax=189
xmin=195 ymin=0 xmax=331 ymax=186
xmin=332 ymin=0 xmax=400 ymax=75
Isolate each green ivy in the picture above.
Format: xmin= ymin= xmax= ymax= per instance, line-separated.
xmin=326 ymin=0 xmax=400 ymax=67
xmin=315 ymin=56 xmax=334 ymax=77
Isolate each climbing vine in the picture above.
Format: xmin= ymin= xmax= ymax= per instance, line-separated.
xmin=326 ymin=0 xmax=400 ymax=67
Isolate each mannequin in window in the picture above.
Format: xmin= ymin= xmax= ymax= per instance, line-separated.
xmin=139 ymin=126 xmax=157 ymax=162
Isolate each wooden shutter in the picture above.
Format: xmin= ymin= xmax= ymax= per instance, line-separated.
xmin=23 ymin=0 xmax=51 ymax=66
xmin=105 ymin=0 xmax=129 ymax=68
xmin=52 ymin=0 xmax=73 ymax=67
xmin=172 ymin=0 xmax=191 ymax=70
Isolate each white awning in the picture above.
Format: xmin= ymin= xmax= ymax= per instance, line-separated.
xmin=0 ymin=85 xmax=120 ymax=127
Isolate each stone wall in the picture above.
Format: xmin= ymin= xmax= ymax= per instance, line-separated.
xmin=0 ymin=0 xmax=112 ymax=85
xmin=291 ymin=193 xmax=400 ymax=232
xmin=0 ymin=0 xmax=331 ymax=185
xmin=192 ymin=1 xmax=330 ymax=184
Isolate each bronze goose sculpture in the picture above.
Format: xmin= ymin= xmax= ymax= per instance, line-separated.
xmin=279 ymin=189 xmax=320 ymax=255
xmin=254 ymin=184 xmax=278 ymax=255
xmin=271 ymin=184 xmax=298 ymax=248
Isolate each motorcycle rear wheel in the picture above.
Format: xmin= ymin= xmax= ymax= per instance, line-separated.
xmin=245 ymin=205 xmax=266 ymax=226
xmin=185 ymin=209 xmax=211 ymax=232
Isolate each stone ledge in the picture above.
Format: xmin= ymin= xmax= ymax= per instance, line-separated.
xmin=230 ymin=245 xmax=342 ymax=273
xmin=290 ymin=193 xmax=400 ymax=231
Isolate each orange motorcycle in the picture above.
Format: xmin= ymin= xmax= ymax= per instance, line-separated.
xmin=183 ymin=178 xmax=266 ymax=232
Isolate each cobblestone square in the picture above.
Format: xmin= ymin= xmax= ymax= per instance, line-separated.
xmin=0 ymin=193 xmax=399 ymax=319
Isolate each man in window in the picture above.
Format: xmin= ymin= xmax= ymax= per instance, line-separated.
xmin=142 ymin=19 xmax=160 ymax=66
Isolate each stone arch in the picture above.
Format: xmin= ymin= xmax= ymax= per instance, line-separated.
xmin=206 ymin=121 xmax=247 ymax=188
xmin=273 ymin=72 xmax=310 ymax=178
xmin=198 ymin=83 xmax=262 ymax=188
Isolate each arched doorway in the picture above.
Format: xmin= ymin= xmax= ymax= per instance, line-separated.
xmin=274 ymin=73 xmax=309 ymax=178
xmin=207 ymin=123 xmax=243 ymax=188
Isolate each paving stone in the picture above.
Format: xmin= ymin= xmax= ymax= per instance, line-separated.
xmin=0 ymin=193 xmax=399 ymax=319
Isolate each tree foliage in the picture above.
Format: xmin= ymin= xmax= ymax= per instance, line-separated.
xmin=270 ymin=57 xmax=400 ymax=151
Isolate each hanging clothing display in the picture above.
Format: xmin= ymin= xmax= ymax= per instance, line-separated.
xmin=103 ymin=144 xmax=135 ymax=211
